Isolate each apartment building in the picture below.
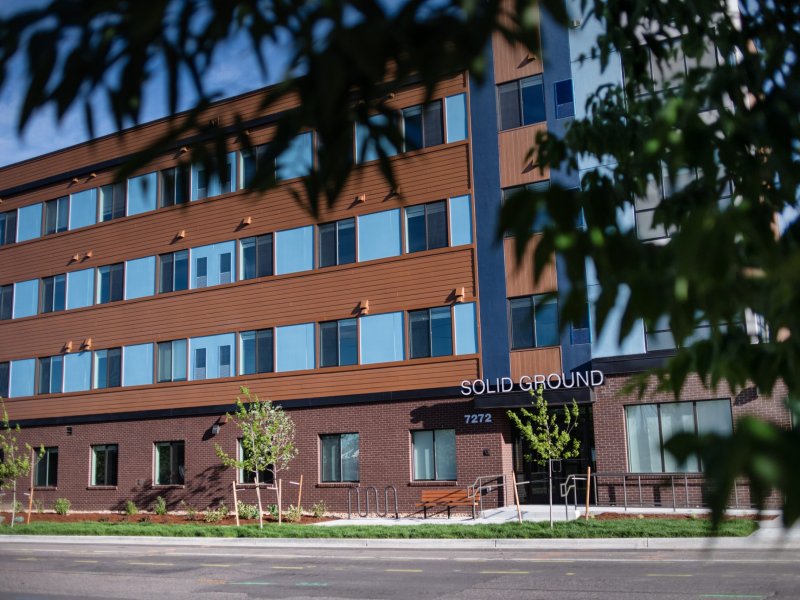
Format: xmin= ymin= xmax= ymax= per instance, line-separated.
xmin=0 ymin=4 xmax=789 ymax=514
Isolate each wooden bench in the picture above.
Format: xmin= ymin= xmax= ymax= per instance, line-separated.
xmin=416 ymin=489 xmax=478 ymax=519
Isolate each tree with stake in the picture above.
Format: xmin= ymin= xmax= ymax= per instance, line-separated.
xmin=215 ymin=387 xmax=297 ymax=528
xmin=0 ymin=401 xmax=41 ymax=528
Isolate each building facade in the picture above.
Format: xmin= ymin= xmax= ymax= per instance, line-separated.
xmin=0 ymin=3 xmax=790 ymax=514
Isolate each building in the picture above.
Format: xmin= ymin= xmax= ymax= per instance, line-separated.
xmin=0 ymin=3 xmax=790 ymax=515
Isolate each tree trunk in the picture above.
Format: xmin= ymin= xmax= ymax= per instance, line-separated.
xmin=254 ymin=471 xmax=264 ymax=530
xmin=10 ymin=480 xmax=17 ymax=528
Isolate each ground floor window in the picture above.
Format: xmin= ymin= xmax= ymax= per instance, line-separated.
xmin=320 ymin=433 xmax=359 ymax=482
xmin=625 ymin=399 xmax=733 ymax=473
xmin=155 ymin=441 xmax=185 ymax=485
xmin=35 ymin=447 xmax=58 ymax=487
xmin=238 ymin=439 xmax=274 ymax=485
xmin=91 ymin=444 xmax=118 ymax=486
xmin=412 ymin=429 xmax=456 ymax=481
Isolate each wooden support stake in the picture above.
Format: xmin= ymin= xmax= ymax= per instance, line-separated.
xmin=232 ymin=481 xmax=240 ymax=527
xmin=297 ymin=474 xmax=303 ymax=513
xmin=27 ymin=448 xmax=35 ymax=525
xmin=277 ymin=479 xmax=283 ymax=525
xmin=585 ymin=467 xmax=592 ymax=521
xmin=512 ymin=472 xmax=522 ymax=524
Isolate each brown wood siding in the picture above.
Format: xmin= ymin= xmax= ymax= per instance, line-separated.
xmin=509 ymin=347 xmax=562 ymax=381
xmin=0 ymin=143 xmax=471 ymax=284
xmin=498 ymin=125 xmax=549 ymax=189
xmin=3 ymin=356 xmax=480 ymax=421
xmin=0 ymin=74 xmax=467 ymax=199
xmin=503 ymin=235 xmax=557 ymax=298
xmin=492 ymin=0 xmax=542 ymax=84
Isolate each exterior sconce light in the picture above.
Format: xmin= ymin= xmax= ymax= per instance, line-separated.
xmin=356 ymin=193 xmax=366 ymax=203
xmin=81 ymin=338 xmax=93 ymax=350
xmin=241 ymin=216 xmax=252 ymax=226
xmin=211 ymin=424 xmax=221 ymax=436
xmin=63 ymin=341 xmax=73 ymax=353
xmin=359 ymin=300 xmax=370 ymax=315
xmin=175 ymin=230 xmax=186 ymax=240
xmin=454 ymin=287 xmax=465 ymax=303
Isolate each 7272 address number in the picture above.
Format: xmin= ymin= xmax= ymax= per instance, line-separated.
xmin=464 ymin=413 xmax=493 ymax=424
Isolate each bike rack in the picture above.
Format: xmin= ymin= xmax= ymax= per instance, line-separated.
xmin=347 ymin=485 xmax=399 ymax=519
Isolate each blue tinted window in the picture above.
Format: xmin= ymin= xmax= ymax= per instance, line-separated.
xmin=190 ymin=241 xmax=236 ymax=288
xmin=123 ymin=343 xmax=154 ymax=386
xmin=275 ymin=226 xmax=314 ymax=275
xmin=44 ymin=197 xmax=69 ymax=235
xmin=355 ymin=114 xmax=398 ymax=163
xmin=360 ymin=312 xmax=405 ymax=365
xmin=445 ymin=94 xmax=468 ymax=142
xmin=127 ymin=172 xmax=158 ymax=216
xmin=97 ymin=263 xmax=124 ymax=304
xmin=320 ymin=319 xmax=357 ymax=367
xmin=93 ymin=348 xmax=122 ymax=389
xmin=275 ymin=323 xmax=315 ymax=372
xmin=0 ymin=210 xmax=17 ymax=245
xmin=17 ymin=203 xmax=42 ymax=242
xmin=276 ymin=133 xmax=314 ymax=180
xmin=520 ymin=77 xmax=546 ymax=125
xmin=191 ymin=153 xmax=236 ymax=200
xmin=64 ymin=352 xmax=91 ymax=392
xmin=239 ymin=329 xmax=274 ymax=375
xmin=410 ymin=307 xmax=452 ymax=359
xmin=449 ymin=195 xmax=473 ymax=246
xmin=12 ymin=279 xmax=39 ymax=318
xmin=69 ymin=189 xmax=97 ymax=229
xmin=38 ymin=356 xmax=63 ymax=394
xmin=454 ymin=302 xmax=478 ymax=355
xmin=157 ymin=339 xmax=187 ymax=382
xmin=41 ymin=274 xmax=66 ymax=313
xmin=189 ymin=333 xmax=236 ymax=380
xmin=124 ymin=256 xmax=156 ymax=300
xmin=554 ymin=79 xmax=575 ymax=119
xmin=66 ymin=268 xmax=95 ymax=310
xmin=10 ymin=358 xmax=36 ymax=397
xmin=357 ymin=209 xmax=401 ymax=262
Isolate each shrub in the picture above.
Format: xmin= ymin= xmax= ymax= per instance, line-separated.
xmin=237 ymin=501 xmax=259 ymax=520
xmin=33 ymin=499 xmax=45 ymax=514
xmin=54 ymin=498 xmax=71 ymax=515
xmin=312 ymin=500 xmax=327 ymax=519
xmin=12 ymin=500 xmax=23 ymax=514
xmin=124 ymin=500 xmax=138 ymax=516
xmin=267 ymin=504 xmax=279 ymax=519
xmin=284 ymin=504 xmax=302 ymax=523
xmin=181 ymin=501 xmax=198 ymax=521
xmin=203 ymin=503 xmax=228 ymax=523
xmin=153 ymin=496 xmax=168 ymax=516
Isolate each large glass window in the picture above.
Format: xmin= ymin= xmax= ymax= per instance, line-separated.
xmin=319 ymin=218 xmax=355 ymax=268
xmin=0 ymin=361 xmax=8 ymax=398
xmin=448 ymin=195 xmax=473 ymax=246
xmin=240 ymin=144 xmax=271 ymax=189
xmin=160 ymin=165 xmax=190 ymax=207
xmin=190 ymin=241 xmax=236 ymax=288
xmin=239 ymin=329 xmax=274 ymax=375
xmin=238 ymin=439 xmax=274 ymax=484
xmin=359 ymin=312 xmax=404 ymax=365
xmin=319 ymin=319 xmax=358 ymax=367
xmin=157 ymin=339 xmax=188 ymax=383
xmin=9 ymin=359 xmax=35 ymax=397
xmin=321 ymin=433 xmax=359 ymax=482
xmin=63 ymin=352 xmax=91 ymax=393
xmin=412 ymin=429 xmax=456 ymax=481
xmin=40 ymin=274 xmax=66 ymax=313
xmin=16 ymin=203 xmax=42 ymax=242
xmin=191 ymin=152 xmax=236 ymax=200
xmin=275 ymin=323 xmax=315 ymax=372
xmin=402 ymin=101 xmax=443 ymax=151
xmin=66 ymin=268 xmax=95 ymax=310
xmin=0 ymin=284 xmax=12 ymax=320
xmin=239 ymin=234 xmax=273 ymax=280
xmin=406 ymin=201 xmax=447 ymax=253
xmin=498 ymin=75 xmax=546 ymax=130
xmin=155 ymin=441 xmax=185 ymax=485
xmin=124 ymin=256 xmax=156 ymax=300
xmin=158 ymin=250 xmax=189 ymax=293
xmin=0 ymin=210 xmax=17 ymax=245
xmin=69 ymin=189 xmax=97 ymax=230
xmin=276 ymin=132 xmax=314 ymax=181
xmin=35 ymin=447 xmax=58 ymax=487
xmin=189 ymin=333 xmax=235 ymax=380
xmin=37 ymin=355 xmax=63 ymax=394
xmin=509 ymin=295 xmax=559 ymax=349
xmin=454 ymin=302 xmax=478 ymax=355
xmin=445 ymin=93 xmax=468 ymax=143
xmin=357 ymin=209 xmax=401 ymax=262
xmin=93 ymin=348 xmax=122 ymax=389
xmin=12 ymin=279 xmax=39 ymax=319
xmin=625 ymin=399 xmax=733 ymax=473
xmin=99 ymin=182 xmax=126 ymax=222
xmin=275 ymin=226 xmax=314 ymax=275
xmin=44 ymin=196 xmax=69 ymax=235
xmin=355 ymin=113 xmax=398 ymax=163
xmin=122 ymin=343 xmax=154 ymax=386
xmin=127 ymin=172 xmax=158 ymax=216
xmin=92 ymin=444 xmax=118 ymax=486
xmin=409 ymin=307 xmax=453 ymax=359
xmin=97 ymin=263 xmax=124 ymax=304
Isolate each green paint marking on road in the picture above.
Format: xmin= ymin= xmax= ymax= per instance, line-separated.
xmin=480 ymin=570 xmax=529 ymax=575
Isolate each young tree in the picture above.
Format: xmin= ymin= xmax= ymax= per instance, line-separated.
xmin=0 ymin=401 xmax=41 ymax=528
xmin=215 ymin=387 xmax=297 ymax=529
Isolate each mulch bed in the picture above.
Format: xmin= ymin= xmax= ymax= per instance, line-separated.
xmin=0 ymin=511 xmax=332 ymax=525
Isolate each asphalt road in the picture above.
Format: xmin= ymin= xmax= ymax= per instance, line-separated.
xmin=1 ymin=540 xmax=798 ymax=599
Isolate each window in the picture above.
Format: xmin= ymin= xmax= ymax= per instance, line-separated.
xmin=219 ymin=344 xmax=232 ymax=377
xmin=93 ymin=348 xmax=122 ymax=389
xmin=91 ymin=444 xmax=118 ymax=486
xmin=239 ymin=329 xmax=273 ymax=375
xmin=44 ymin=196 xmax=69 ymax=235
xmin=319 ymin=218 xmax=355 ymax=267
xmin=99 ymin=182 xmax=126 ymax=222
xmin=454 ymin=302 xmax=478 ymax=355
xmin=501 ymin=181 xmax=552 ymax=233
xmin=196 ymin=257 xmax=208 ymax=288
xmin=509 ymin=295 xmax=559 ymax=349
xmin=448 ymin=195 xmax=473 ymax=246
xmin=625 ymin=399 xmax=733 ymax=473
xmin=124 ymin=256 xmax=156 ymax=300
xmin=276 ymin=132 xmax=314 ymax=181
xmin=0 ymin=284 xmax=12 ymax=320
xmin=402 ymin=101 xmax=443 ymax=151
xmin=155 ymin=441 xmax=185 ymax=485
xmin=357 ymin=209 xmax=401 ymax=262
xmin=189 ymin=333 xmax=236 ymax=380
xmin=275 ymin=323 xmax=315 ymax=372
xmin=498 ymin=75 xmax=546 ymax=130
xmin=194 ymin=348 xmax=207 ymax=380
xmin=122 ymin=343 xmax=154 ymax=386
xmin=355 ymin=113 xmax=398 ymax=163
xmin=319 ymin=319 xmax=358 ymax=367
xmin=405 ymin=201 xmax=447 ymax=253
xmin=97 ymin=263 xmax=124 ymax=304
xmin=9 ymin=359 xmax=35 ymax=397
xmin=16 ymin=203 xmax=42 ymax=242
xmin=554 ymin=79 xmax=575 ymax=119
xmin=12 ymin=279 xmax=39 ymax=318
xmin=0 ymin=210 xmax=17 ymax=246
xmin=239 ymin=234 xmax=273 ymax=280
xmin=127 ymin=172 xmax=158 ymax=216
xmin=63 ymin=352 xmax=91 ymax=393
xmin=190 ymin=241 xmax=236 ymax=288
xmin=410 ymin=307 xmax=453 ymax=359
xmin=160 ymin=165 xmax=190 ymax=207
xmin=69 ymin=189 xmax=97 ymax=230
xmin=191 ymin=153 xmax=236 ymax=200
xmin=359 ymin=312 xmax=405 ymax=365
xmin=636 ymin=39 xmax=720 ymax=97
xmin=0 ymin=361 xmax=8 ymax=398
xmin=321 ymin=433 xmax=359 ymax=482
xmin=40 ymin=274 xmax=66 ymax=313
xmin=240 ymin=144 xmax=272 ymax=189
xmin=275 ymin=226 xmax=314 ymax=275
xmin=238 ymin=439 xmax=274 ymax=484
xmin=634 ymin=166 xmax=692 ymax=242
xmin=158 ymin=250 xmax=189 ymax=293
xmin=35 ymin=447 xmax=58 ymax=487
xmin=37 ymin=355 xmax=63 ymax=394
xmin=412 ymin=429 xmax=456 ymax=481
xmin=66 ymin=268 xmax=94 ymax=310
xmin=444 ymin=93 xmax=468 ymax=143
xmin=157 ymin=339 xmax=188 ymax=382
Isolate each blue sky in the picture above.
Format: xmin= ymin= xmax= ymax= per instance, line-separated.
xmin=0 ymin=2 xmax=291 ymax=167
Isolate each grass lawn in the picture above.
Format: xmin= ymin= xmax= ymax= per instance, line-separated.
xmin=0 ymin=518 xmax=757 ymax=539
